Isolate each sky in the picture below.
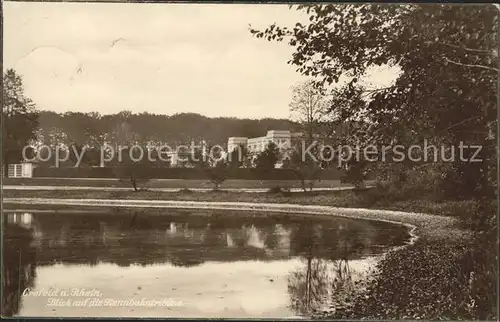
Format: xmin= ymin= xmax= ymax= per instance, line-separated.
xmin=4 ymin=2 xmax=399 ymax=119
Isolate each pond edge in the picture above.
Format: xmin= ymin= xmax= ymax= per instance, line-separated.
xmin=4 ymin=197 xmax=422 ymax=246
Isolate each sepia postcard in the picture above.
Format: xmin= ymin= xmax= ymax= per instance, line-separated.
xmin=1 ymin=1 xmax=498 ymax=320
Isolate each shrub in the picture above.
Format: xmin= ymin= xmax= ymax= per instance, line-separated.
xmin=320 ymin=240 xmax=497 ymax=320
xmin=267 ymin=186 xmax=283 ymax=194
xmin=446 ymin=198 xmax=498 ymax=231
xmin=203 ymin=161 xmax=230 ymax=190
xmin=281 ymin=187 xmax=292 ymax=197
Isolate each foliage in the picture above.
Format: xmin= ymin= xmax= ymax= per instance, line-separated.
xmin=341 ymin=157 xmax=368 ymax=189
xmin=204 ymin=160 xmax=230 ymax=190
xmin=188 ymin=145 xmax=230 ymax=190
xmin=328 ymin=119 xmax=376 ymax=189
xmin=250 ymin=3 xmax=498 ymax=201
xmin=255 ymin=142 xmax=280 ymax=170
xmin=227 ymin=144 xmax=248 ymax=168
xmin=283 ymin=144 xmax=324 ymax=192
xmin=2 ymin=69 xmax=39 ymax=174
xmin=252 ymin=8 xmax=498 ymax=317
xmin=2 ymin=223 xmax=36 ymax=316
xmin=32 ymin=165 xmax=343 ymax=180
xmin=112 ymin=145 xmax=152 ymax=192
xmin=315 ymin=240 xmax=497 ymax=320
xmin=289 ymin=79 xmax=330 ymax=142
xmin=35 ymin=110 xmax=299 ymax=151
xmin=288 ymin=257 xmax=330 ymax=315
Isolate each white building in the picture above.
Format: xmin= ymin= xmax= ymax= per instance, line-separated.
xmin=247 ymin=130 xmax=292 ymax=154
xmin=4 ymin=162 xmax=36 ymax=178
xmin=227 ymin=130 xmax=292 ymax=154
xmin=227 ymin=137 xmax=248 ymax=154
xmin=6 ymin=212 xmax=33 ymax=229
xmin=166 ymin=141 xmax=210 ymax=167
xmin=166 ymin=150 xmax=194 ymax=167
xmin=227 ymin=130 xmax=297 ymax=168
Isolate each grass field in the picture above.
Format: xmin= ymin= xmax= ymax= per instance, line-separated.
xmin=2 ymin=177 xmax=357 ymax=189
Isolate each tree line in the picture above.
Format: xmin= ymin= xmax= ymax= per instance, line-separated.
xmin=35 ymin=110 xmax=298 ymax=148
xmin=2 ymin=71 xmax=298 ymax=170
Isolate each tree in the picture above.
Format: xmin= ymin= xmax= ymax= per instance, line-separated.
xmin=288 ymin=224 xmax=330 ymax=315
xmin=33 ymin=110 xmax=300 ymax=164
xmin=2 ymin=223 xmax=37 ymax=316
xmin=205 ymin=159 xmax=230 ymax=191
xmin=190 ymin=145 xmax=230 ymax=190
xmin=111 ymin=122 xmax=150 ymax=191
xmin=332 ymin=120 xmax=375 ymax=189
xmin=113 ymin=146 xmax=152 ymax=192
xmin=250 ymin=4 xmax=498 ymax=200
xmin=255 ymin=142 xmax=280 ymax=170
xmin=60 ymin=112 xmax=99 ymax=146
xmin=289 ymin=79 xmax=329 ymax=144
xmin=251 ymin=5 xmax=498 ymax=319
xmin=111 ymin=121 xmax=138 ymax=148
xmin=2 ymin=69 xmax=39 ymax=175
xmin=341 ymin=157 xmax=369 ymax=189
xmin=284 ymin=144 xmax=324 ymax=192
xmin=227 ymin=144 xmax=248 ymax=168
xmin=288 ymin=257 xmax=330 ymax=315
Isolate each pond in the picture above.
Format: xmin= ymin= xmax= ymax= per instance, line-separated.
xmin=2 ymin=209 xmax=411 ymax=318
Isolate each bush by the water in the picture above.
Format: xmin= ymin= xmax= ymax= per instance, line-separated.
xmin=316 ymin=238 xmax=497 ymax=320
xmin=313 ymin=174 xmax=498 ymax=320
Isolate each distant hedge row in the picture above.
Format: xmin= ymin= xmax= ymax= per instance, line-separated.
xmin=33 ymin=166 xmax=345 ymax=180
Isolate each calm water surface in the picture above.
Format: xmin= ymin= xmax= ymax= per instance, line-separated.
xmin=3 ymin=209 xmax=411 ymax=318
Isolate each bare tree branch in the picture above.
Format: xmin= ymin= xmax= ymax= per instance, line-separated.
xmin=428 ymin=41 xmax=496 ymax=54
xmin=360 ymin=86 xmax=398 ymax=98
xmin=441 ymin=116 xmax=480 ymax=133
xmin=443 ymin=57 xmax=499 ymax=72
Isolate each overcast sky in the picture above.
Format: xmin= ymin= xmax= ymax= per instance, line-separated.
xmin=4 ymin=2 xmax=398 ymax=119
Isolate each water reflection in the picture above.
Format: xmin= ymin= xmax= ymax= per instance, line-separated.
xmin=2 ymin=215 xmax=37 ymax=316
xmin=2 ymin=210 xmax=410 ymax=318
xmin=288 ymin=251 xmax=366 ymax=315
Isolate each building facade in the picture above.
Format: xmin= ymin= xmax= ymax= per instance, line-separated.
xmin=3 ymin=162 xmax=35 ymax=178
xmin=247 ymin=130 xmax=292 ymax=154
xmin=227 ymin=130 xmax=293 ymax=154
xmin=227 ymin=137 xmax=248 ymax=155
xmin=227 ymin=130 xmax=298 ymax=168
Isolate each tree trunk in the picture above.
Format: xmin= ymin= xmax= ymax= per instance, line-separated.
xmin=305 ymin=256 xmax=312 ymax=311
xmin=3 ymin=162 xmax=9 ymax=178
xmin=357 ymin=180 xmax=366 ymax=189
xmin=131 ymin=178 xmax=138 ymax=191
xmin=301 ymin=179 xmax=307 ymax=192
